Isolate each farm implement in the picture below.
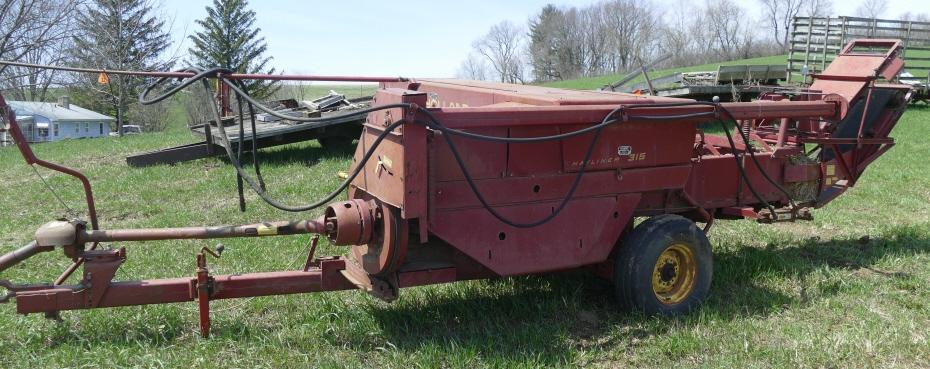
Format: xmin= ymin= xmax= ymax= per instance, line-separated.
xmin=0 ymin=39 xmax=916 ymax=337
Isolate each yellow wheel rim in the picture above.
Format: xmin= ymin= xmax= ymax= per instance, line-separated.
xmin=651 ymin=243 xmax=697 ymax=305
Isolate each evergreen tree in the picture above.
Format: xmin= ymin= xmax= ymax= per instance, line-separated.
xmin=69 ymin=0 xmax=172 ymax=135
xmin=528 ymin=5 xmax=563 ymax=82
xmin=188 ymin=0 xmax=279 ymax=99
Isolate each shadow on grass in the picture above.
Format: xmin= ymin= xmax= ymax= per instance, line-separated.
xmin=365 ymin=272 xmax=628 ymax=365
xmin=363 ymin=224 xmax=929 ymax=364
xmin=31 ymin=224 xmax=928 ymax=362
xmin=708 ymin=224 xmax=929 ymax=315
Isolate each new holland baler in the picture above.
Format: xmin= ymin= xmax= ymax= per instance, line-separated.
xmin=0 ymin=39 xmax=915 ymax=336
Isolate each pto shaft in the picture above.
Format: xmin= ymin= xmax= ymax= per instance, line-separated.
xmin=0 ymin=241 xmax=49 ymax=273
xmin=78 ymin=219 xmax=326 ymax=243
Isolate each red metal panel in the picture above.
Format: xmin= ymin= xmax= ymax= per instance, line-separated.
xmin=432 ymin=127 xmax=508 ymax=182
xmin=433 ymin=165 xmax=690 ymax=210
xmin=507 ymin=126 xmax=563 ymax=176
xmin=397 ymin=268 xmax=457 ymax=287
xmin=210 ymin=271 xmax=325 ymax=299
xmin=427 ymin=101 xmax=837 ymax=129
xmin=430 ymin=194 xmax=641 ymax=276
xmin=14 ymin=268 xmax=354 ymax=314
xmin=686 ymin=153 xmax=789 ymax=209
xmin=386 ymin=79 xmax=686 ymax=108
xmin=811 ymin=39 xmax=903 ymax=106
xmin=561 ymin=121 xmax=696 ymax=172
xmin=353 ymin=89 xmax=429 ymax=219
xmin=15 ymin=278 xmax=194 ymax=314
xmin=686 ymin=155 xmax=741 ymax=209
xmin=784 ymin=163 xmax=820 ymax=183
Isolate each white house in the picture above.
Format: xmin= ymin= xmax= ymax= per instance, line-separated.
xmin=6 ymin=97 xmax=114 ymax=143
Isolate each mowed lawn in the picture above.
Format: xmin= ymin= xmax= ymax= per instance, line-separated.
xmin=0 ymin=93 xmax=928 ymax=368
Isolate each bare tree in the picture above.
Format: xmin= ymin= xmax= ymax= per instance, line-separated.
xmin=659 ymin=1 xmax=694 ymax=66
xmin=600 ymin=0 xmax=659 ymax=74
xmin=555 ymin=8 xmax=586 ymax=79
xmin=801 ymin=0 xmax=833 ymax=17
xmin=456 ymin=53 xmax=489 ymax=80
xmin=759 ymin=0 xmax=804 ymax=53
xmin=855 ymin=0 xmax=888 ymax=18
xmin=470 ymin=0 xmax=781 ymax=85
xmin=0 ymin=1 xmax=82 ymax=101
xmin=473 ymin=21 xmax=526 ymax=83
xmin=899 ymin=12 xmax=930 ymax=23
xmin=705 ymin=0 xmax=749 ymax=60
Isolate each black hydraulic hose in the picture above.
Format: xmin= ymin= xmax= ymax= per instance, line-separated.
xmin=219 ymin=78 xmax=398 ymax=125
xmin=141 ymin=67 xmax=413 ymax=126
xmin=201 ymin=77 xmax=409 ymax=212
xmin=627 ymin=100 xmax=797 ymax=217
xmin=245 ymin=100 xmax=266 ymax=191
xmin=434 ymin=119 xmax=605 ymax=228
xmin=235 ymin=92 xmax=246 ymax=212
xmin=627 ymin=112 xmax=717 ymax=120
xmin=719 ymin=107 xmax=798 ymax=210
xmin=140 ymin=67 xmax=232 ymax=105
xmin=418 ymin=108 xmax=617 ymax=143
xmin=716 ymin=120 xmax=778 ymax=217
xmin=414 ymin=105 xmax=622 ymax=228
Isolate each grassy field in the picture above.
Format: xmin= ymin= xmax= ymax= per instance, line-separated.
xmin=277 ymin=84 xmax=378 ymax=101
xmin=543 ymin=55 xmax=790 ymax=90
xmin=544 ymin=50 xmax=930 ymax=91
xmin=0 ymin=86 xmax=929 ymax=368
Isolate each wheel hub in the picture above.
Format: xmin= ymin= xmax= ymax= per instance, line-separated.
xmin=651 ymin=243 xmax=697 ymax=305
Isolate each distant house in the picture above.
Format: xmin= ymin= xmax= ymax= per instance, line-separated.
xmin=6 ymin=97 xmax=114 ymax=143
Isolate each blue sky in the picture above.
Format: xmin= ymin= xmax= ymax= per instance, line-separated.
xmin=161 ymin=0 xmax=929 ymax=79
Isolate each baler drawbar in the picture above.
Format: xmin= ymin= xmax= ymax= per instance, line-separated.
xmin=0 ymin=39 xmax=916 ymax=337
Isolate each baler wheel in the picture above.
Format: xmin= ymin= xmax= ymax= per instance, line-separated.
xmin=614 ymin=214 xmax=713 ymax=316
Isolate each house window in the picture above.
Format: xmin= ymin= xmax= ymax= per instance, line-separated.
xmin=74 ymin=123 xmax=79 ymax=133
xmin=84 ymin=122 xmax=89 ymax=133
xmin=99 ymin=123 xmax=103 ymax=135
xmin=53 ymin=123 xmax=59 ymax=137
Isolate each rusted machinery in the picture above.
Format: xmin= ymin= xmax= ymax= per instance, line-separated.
xmin=0 ymin=40 xmax=916 ymax=336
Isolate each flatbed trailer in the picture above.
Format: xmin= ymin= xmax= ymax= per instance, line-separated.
xmin=0 ymin=39 xmax=916 ymax=336
xmin=126 ymin=100 xmax=368 ymax=167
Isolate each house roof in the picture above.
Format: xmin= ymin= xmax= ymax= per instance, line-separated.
xmin=8 ymin=101 xmax=115 ymax=122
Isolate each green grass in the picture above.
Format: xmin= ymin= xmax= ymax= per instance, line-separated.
xmin=0 ymin=98 xmax=929 ymax=367
xmin=276 ymin=83 xmax=378 ymax=102
xmin=543 ymin=55 xmax=789 ymax=90
xmin=545 ymin=50 xmax=930 ymax=91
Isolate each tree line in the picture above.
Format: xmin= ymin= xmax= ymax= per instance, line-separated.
xmin=0 ymin=0 xmax=278 ymax=135
xmin=460 ymin=0 xmax=924 ymax=84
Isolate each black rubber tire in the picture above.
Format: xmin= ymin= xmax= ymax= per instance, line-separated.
xmin=614 ymin=214 xmax=713 ymax=316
